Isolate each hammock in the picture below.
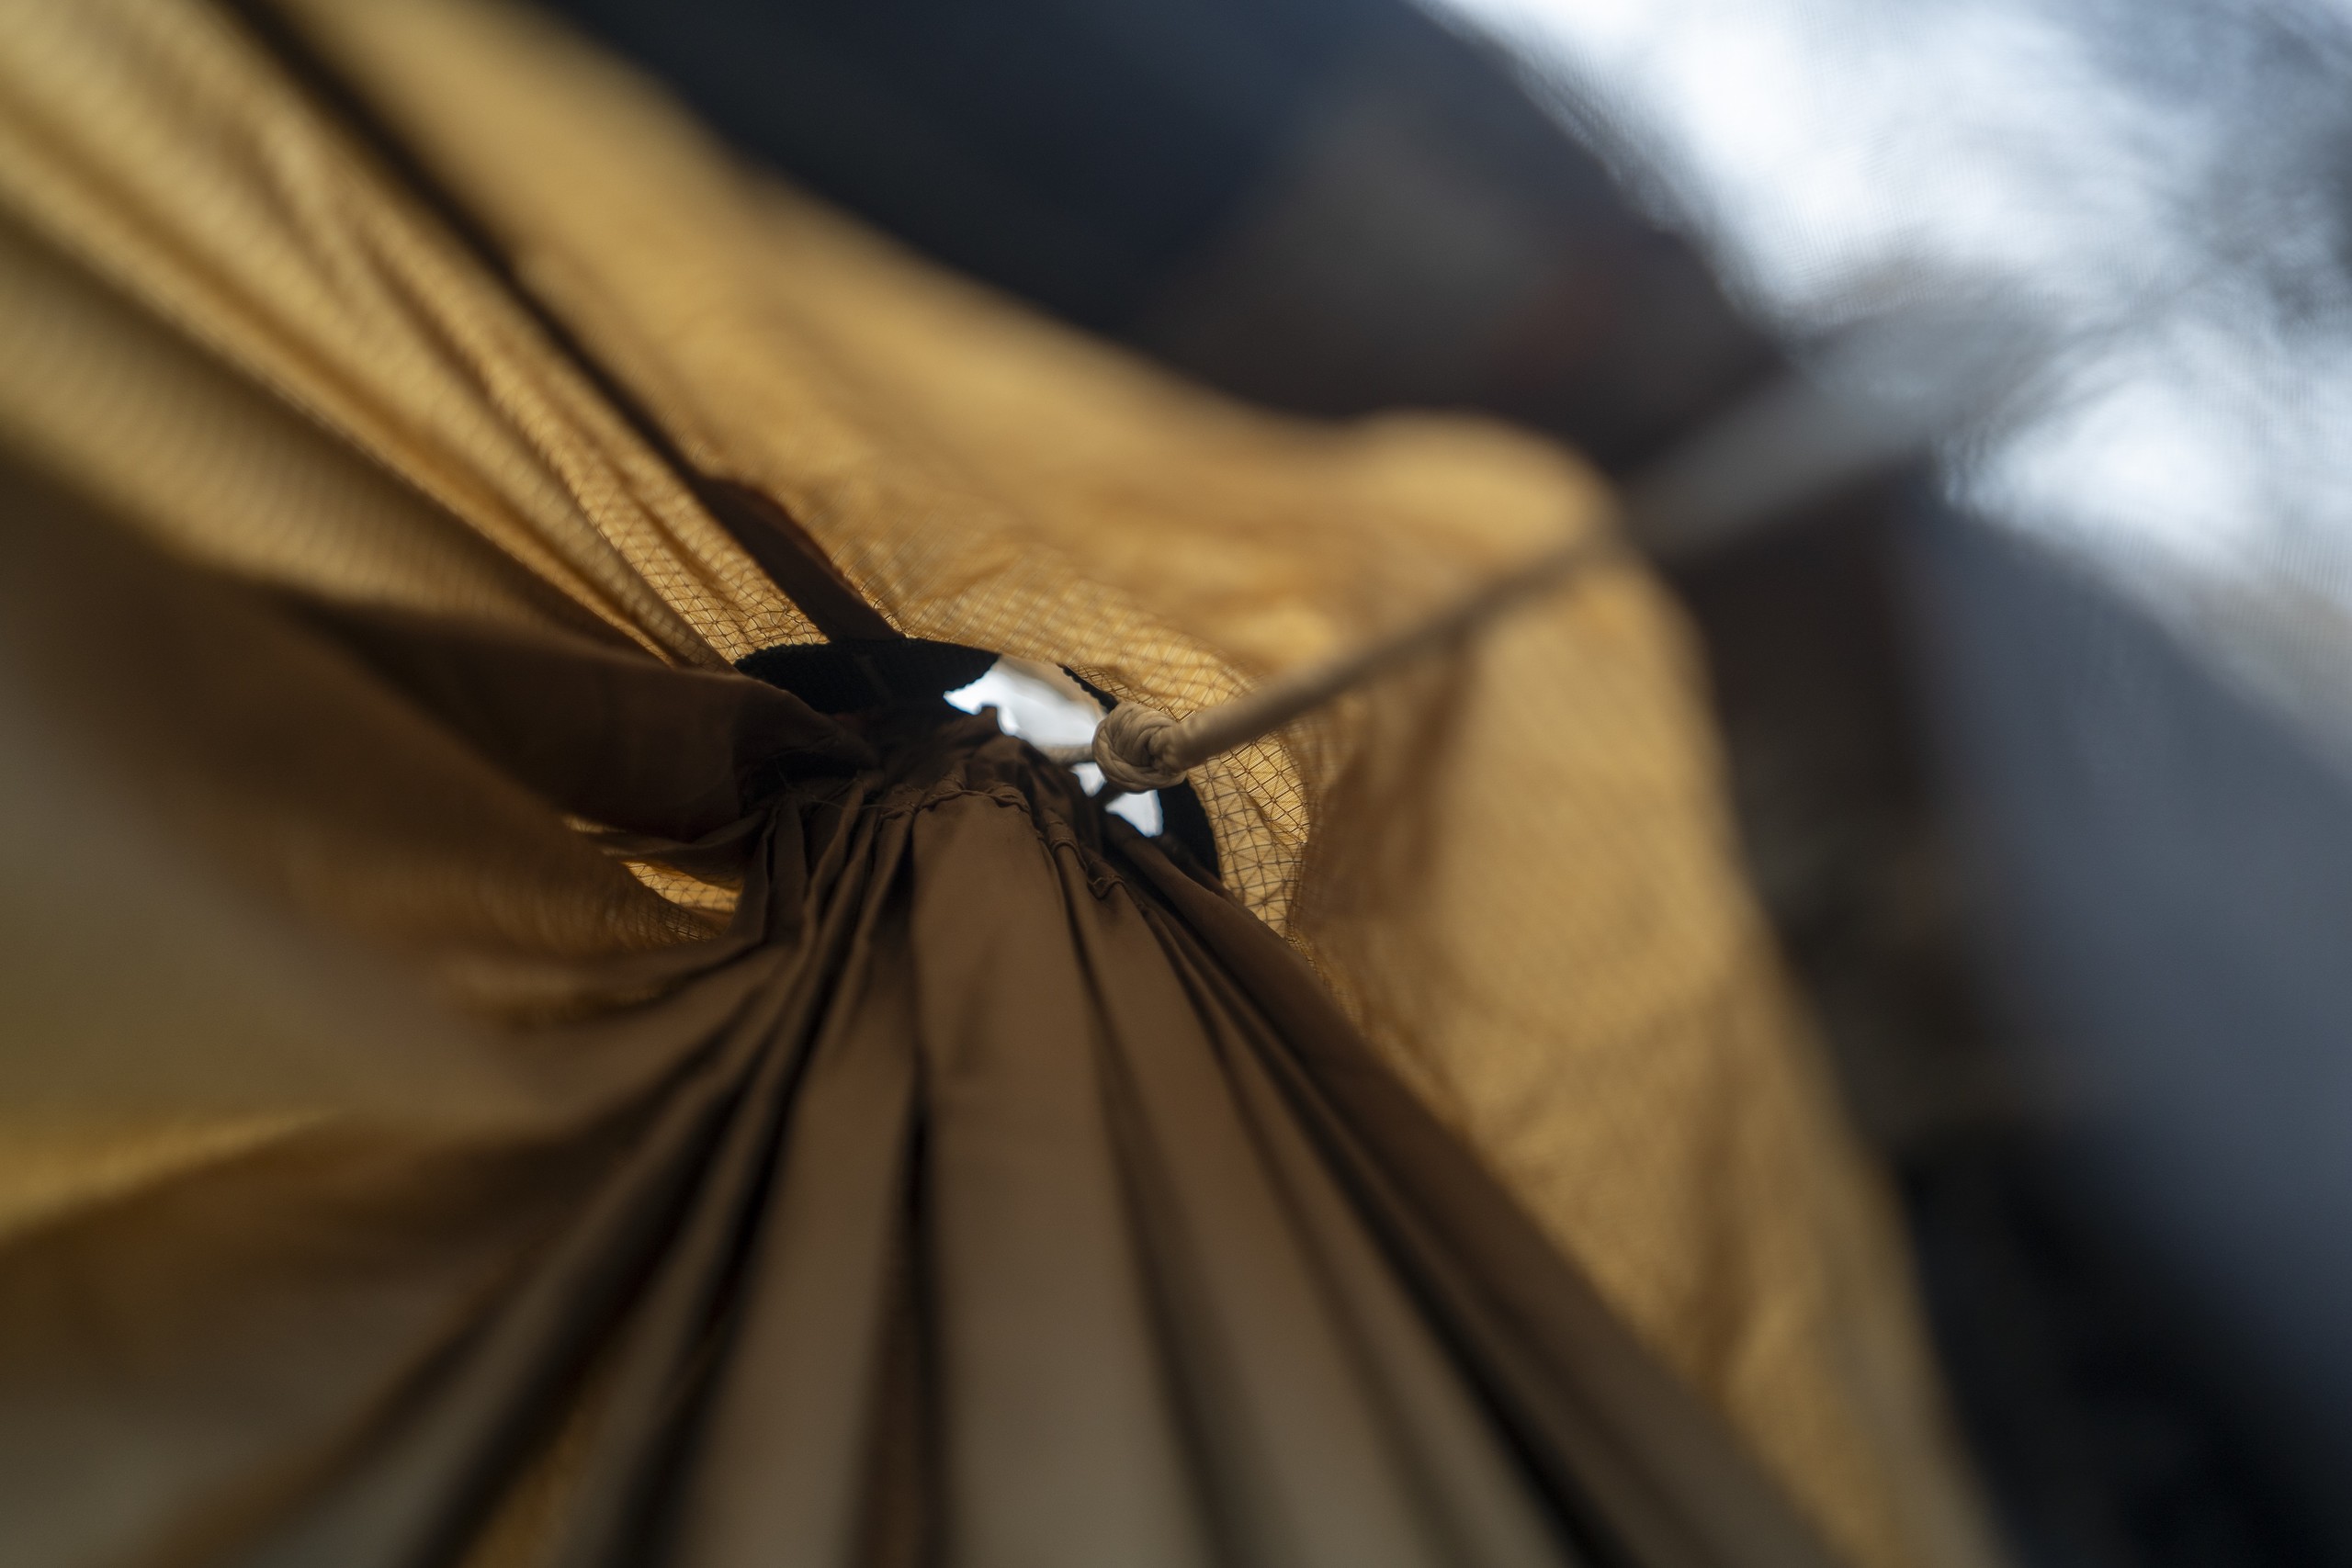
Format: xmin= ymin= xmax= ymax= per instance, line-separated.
xmin=0 ymin=4 xmax=1996 ymax=1566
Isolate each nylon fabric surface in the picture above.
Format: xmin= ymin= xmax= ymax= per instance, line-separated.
xmin=0 ymin=467 xmax=1833 ymax=1568
xmin=0 ymin=0 xmax=816 ymax=665
xmin=0 ymin=6 xmax=1996 ymax=1568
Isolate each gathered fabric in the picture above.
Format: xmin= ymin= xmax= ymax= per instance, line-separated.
xmin=0 ymin=4 xmax=1998 ymax=1566
xmin=0 ymin=472 xmax=1832 ymax=1568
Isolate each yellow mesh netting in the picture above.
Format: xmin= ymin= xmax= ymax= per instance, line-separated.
xmin=0 ymin=0 xmax=815 ymax=664
xmin=0 ymin=5 xmax=1998 ymax=1567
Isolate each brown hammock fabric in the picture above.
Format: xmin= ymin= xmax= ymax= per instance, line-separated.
xmin=0 ymin=3 xmax=1998 ymax=1566
xmin=1 ymin=455 xmax=1838 ymax=1568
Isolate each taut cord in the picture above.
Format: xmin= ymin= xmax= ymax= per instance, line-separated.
xmin=1055 ymin=305 xmax=2046 ymax=792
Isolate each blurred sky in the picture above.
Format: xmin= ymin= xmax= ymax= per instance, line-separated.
xmin=1429 ymin=0 xmax=2352 ymax=655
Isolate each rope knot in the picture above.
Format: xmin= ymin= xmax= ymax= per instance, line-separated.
xmin=1091 ymin=702 xmax=1188 ymax=793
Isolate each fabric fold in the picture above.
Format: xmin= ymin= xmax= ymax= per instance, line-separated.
xmin=0 ymin=6 xmax=2003 ymax=1564
xmin=0 ymin=467 xmax=1837 ymax=1568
